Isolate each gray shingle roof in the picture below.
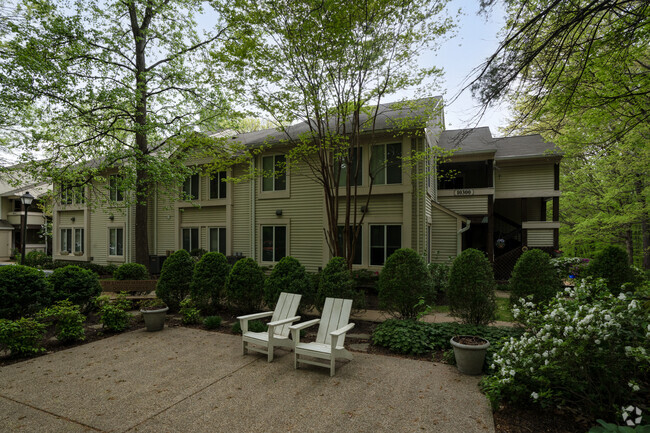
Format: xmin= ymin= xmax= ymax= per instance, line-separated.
xmin=438 ymin=128 xmax=561 ymax=160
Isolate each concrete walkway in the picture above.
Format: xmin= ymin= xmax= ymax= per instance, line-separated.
xmin=0 ymin=327 xmax=494 ymax=433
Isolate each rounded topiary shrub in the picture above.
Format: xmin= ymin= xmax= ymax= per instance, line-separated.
xmin=49 ymin=265 xmax=102 ymax=311
xmin=447 ymin=248 xmax=496 ymax=326
xmin=0 ymin=265 xmax=51 ymax=319
xmin=190 ymin=252 xmax=230 ymax=312
xmin=510 ymin=249 xmax=563 ymax=307
xmin=113 ymin=263 xmax=149 ymax=280
xmin=378 ymin=248 xmax=434 ymax=319
xmin=225 ymin=258 xmax=265 ymax=313
xmin=315 ymin=257 xmax=364 ymax=312
xmin=156 ymin=250 xmax=195 ymax=312
xmin=263 ymin=256 xmax=314 ymax=311
xmin=24 ymin=251 xmax=52 ymax=268
xmin=587 ymin=246 xmax=635 ymax=295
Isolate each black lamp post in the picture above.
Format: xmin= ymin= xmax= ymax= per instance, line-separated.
xmin=20 ymin=191 xmax=34 ymax=265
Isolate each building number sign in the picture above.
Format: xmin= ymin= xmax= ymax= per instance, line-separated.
xmin=454 ymin=189 xmax=474 ymax=196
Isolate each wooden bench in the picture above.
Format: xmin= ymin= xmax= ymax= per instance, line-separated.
xmin=100 ymin=280 xmax=158 ymax=302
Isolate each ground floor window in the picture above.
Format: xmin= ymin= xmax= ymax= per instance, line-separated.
xmin=370 ymin=225 xmax=401 ymax=265
xmin=109 ymin=228 xmax=124 ymax=256
xmin=61 ymin=228 xmax=72 ymax=253
xmin=209 ymin=227 xmax=226 ymax=255
xmin=337 ymin=225 xmax=362 ymax=265
xmin=262 ymin=225 xmax=286 ymax=262
xmin=182 ymin=227 xmax=199 ymax=252
xmin=74 ymin=228 xmax=84 ymax=253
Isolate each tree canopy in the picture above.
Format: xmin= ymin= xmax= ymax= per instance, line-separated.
xmin=0 ymin=0 xmax=239 ymax=265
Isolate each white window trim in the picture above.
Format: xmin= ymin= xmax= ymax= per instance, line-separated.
xmin=369 ymin=224 xmax=402 ymax=266
xmin=107 ymin=226 xmax=125 ymax=261
xmin=371 ymin=142 xmax=402 ymax=185
xmin=182 ymin=174 xmax=200 ymax=201
xmin=208 ymin=226 xmax=227 ymax=254
xmin=259 ymin=220 xmax=290 ymax=264
xmin=109 ymin=175 xmax=124 ymax=202
xmin=259 ymin=154 xmax=290 ymax=198
xmin=181 ymin=226 xmax=200 ymax=251
xmin=209 ymin=171 xmax=228 ymax=200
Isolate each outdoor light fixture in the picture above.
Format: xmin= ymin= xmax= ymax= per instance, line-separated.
xmin=19 ymin=191 xmax=34 ymax=265
xmin=109 ymin=215 xmax=114 ymax=221
xmin=71 ymin=217 xmax=76 ymax=223
xmin=361 ymin=205 xmax=368 ymax=213
xmin=275 ymin=209 xmax=282 ymax=216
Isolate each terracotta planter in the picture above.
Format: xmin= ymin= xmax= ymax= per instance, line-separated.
xmin=450 ymin=335 xmax=490 ymax=375
xmin=140 ymin=307 xmax=168 ymax=332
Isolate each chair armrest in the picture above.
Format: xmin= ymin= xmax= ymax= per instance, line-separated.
xmin=289 ymin=318 xmax=320 ymax=331
xmin=330 ymin=323 xmax=355 ymax=337
xmin=268 ymin=316 xmax=300 ymax=328
xmin=236 ymin=311 xmax=273 ymax=321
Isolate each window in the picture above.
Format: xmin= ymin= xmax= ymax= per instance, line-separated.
xmin=209 ymin=227 xmax=227 ymax=254
xmin=262 ymin=155 xmax=286 ymax=191
xmin=61 ymin=185 xmax=84 ymax=205
xmin=74 ymin=228 xmax=84 ymax=253
xmin=109 ymin=175 xmax=124 ymax=201
xmin=370 ymin=225 xmax=401 ymax=265
xmin=61 ymin=228 xmax=72 ymax=253
xmin=337 ymin=225 xmax=362 ymax=265
xmin=182 ymin=228 xmax=199 ymax=252
xmin=336 ymin=148 xmax=362 ymax=186
xmin=183 ymin=174 xmax=199 ymax=200
xmin=109 ymin=228 xmax=124 ymax=256
xmin=209 ymin=171 xmax=227 ymax=199
xmin=262 ymin=225 xmax=286 ymax=262
xmin=370 ymin=143 xmax=402 ymax=185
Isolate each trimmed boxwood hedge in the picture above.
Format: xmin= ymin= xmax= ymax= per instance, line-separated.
xmin=156 ymin=250 xmax=195 ymax=312
xmin=0 ymin=265 xmax=51 ymax=319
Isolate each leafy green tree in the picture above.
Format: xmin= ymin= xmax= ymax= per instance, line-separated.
xmin=0 ymin=0 xmax=239 ymax=267
xmin=190 ymin=252 xmax=230 ymax=312
xmin=216 ymin=0 xmax=455 ymax=267
xmin=225 ymin=258 xmax=265 ymax=313
xmin=447 ymin=248 xmax=496 ymax=326
xmin=156 ymin=250 xmax=195 ymax=311
xmin=510 ymin=249 xmax=562 ymax=307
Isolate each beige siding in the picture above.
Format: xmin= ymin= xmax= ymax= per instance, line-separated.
xmin=155 ymin=192 xmax=176 ymax=255
xmin=58 ymin=210 xmax=85 ymax=223
xmin=256 ymin=163 xmax=323 ymax=272
xmin=438 ymin=196 xmax=488 ymax=215
xmin=495 ymin=164 xmax=554 ymax=192
xmin=431 ymin=207 xmax=458 ymax=262
xmin=338 ymin=194 xmax=402 ymax=221
xmin=180 ymin=206 xmax=226 ymax=225
xmin=231 ymin=166 xmax=251 ymax=257
xmin=527 ymin=229 xmax=554 ymax=247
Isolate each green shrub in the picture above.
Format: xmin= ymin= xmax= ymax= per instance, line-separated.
xmin=156 ymin=250 xmax=195 ymax=312
xmin=263 ymin=256 xmax=314 ymax=311
xmin=378 ymin=248 xmax=434 ymax=319
xmin=482 ymin=280 xmax=650 ymax=421
xmin=225 ymin=258 xmax=265 ymax=313
xmin=24 ymin=251 xmax=52 ymax=268
xmin=428 ymin=262 xmax=450 ymax=294
xmin=37 ymin=300 xmax=86 ymax=343
xmin=203 ymin=315 xmax=222 ymax=329
xmin=179 ymin=298 xmax=201 ymax=325
xmin=510 ymin=249 xmax=563 ymax=307
xmin=447 ymin=248 xmax=496 ymax=325
xmin=315 ymin=257 xmax=364 ymax=312
xmin=588 ymin=246 xmax=636 ymax=295
xmin=0 ymin=317 xmax=46 ymax=356
xmin=189 ymin=248 xmax=207 ymax=259
xmin=48 ymin=265 xmax=102 ymax=311
xmin=98 ymin=299 xmax=131 ymax=332
xmin=52 ymin=260 xmax=118 ymax=276
xmin=372 ymin=319 xmax=522 ymax=367
xmin=113 ymin=263 xmax=149 ymax=280
xmin=351 ymin=268 xmax=378 ymax=290
xmin=190 ymin=252 xmax=230 ymax=312
xmin=231 ymin=319 xmax=267 ymax=334
xmin=0 ymin=265 xmax=51 ymax=319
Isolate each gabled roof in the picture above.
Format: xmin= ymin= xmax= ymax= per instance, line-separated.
xmin=437 ymin=128 xmax=561 ymax=160
xmin=231 ymin=97 xmax=443 ymax=148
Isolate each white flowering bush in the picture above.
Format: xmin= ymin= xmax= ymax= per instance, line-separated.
xmin=481 ymin=278 xmax=650 ymax=420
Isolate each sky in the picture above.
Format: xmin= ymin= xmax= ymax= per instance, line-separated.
xmin=424 ymin=0 xmax=510 ymax=135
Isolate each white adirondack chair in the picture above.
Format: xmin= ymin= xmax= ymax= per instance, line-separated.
xmin=237 ymin=292 xmax=301 ymax=362
xmin=290 ymin=297 xmax=355 ymax=376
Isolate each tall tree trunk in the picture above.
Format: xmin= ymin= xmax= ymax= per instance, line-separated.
xmin=624 ymin=228 xmax=634 ymax=265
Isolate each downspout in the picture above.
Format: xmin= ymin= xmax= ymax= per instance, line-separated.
xmin=250 ymin=159 xmax=255 ymax=260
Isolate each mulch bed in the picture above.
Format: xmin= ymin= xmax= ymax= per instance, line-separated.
xmin=1 ymin=310 xmax=591 ymax=432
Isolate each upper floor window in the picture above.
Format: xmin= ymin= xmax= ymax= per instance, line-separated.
xmin=438 ymin=161 xmax=493 ymax=189
xmin=371 ymin=143 xmax=402 ymax=185
xmin=262 ymin=155 xmax=286 ymax=192
xmin=61 ymin=184 xmax=85 ymax=205
xmin=336 ymin=148 xmax=362 ymax=186
xmin=183 ymin=174 xmax=199 ymax=200
xmin=209 ymin=171 xmax=227 ymax=199
xmin=370 ymin=225 xmax=401 ymax=266
xmin=109 ymin=175 xmax=124 ymax=201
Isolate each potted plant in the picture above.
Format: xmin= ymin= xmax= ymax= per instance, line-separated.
xmin=140 ymin=298 xmax=168 ymax=332
xmin=450 ymin=335 xmax=490 ymax=375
